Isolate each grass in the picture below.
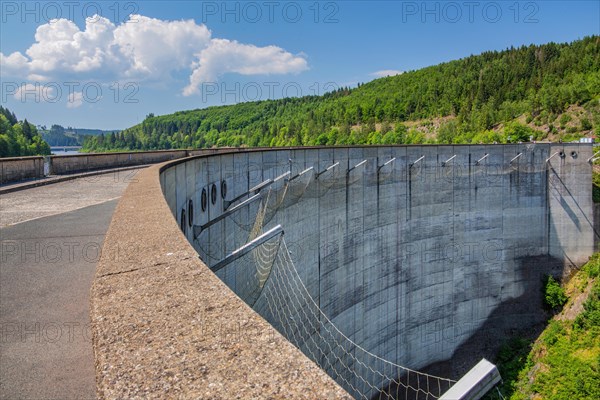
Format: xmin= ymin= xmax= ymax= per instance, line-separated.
xmin=593 ymin=170 xmax=600 ymax=203
xmin=486 ymin=255 xmax=600 ymax=400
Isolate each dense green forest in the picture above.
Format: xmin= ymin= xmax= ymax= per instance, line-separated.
xmin=83 ymin=36 xmax=600 ymax=152
xmin=0 ymin=107 xmax=51 ymax=157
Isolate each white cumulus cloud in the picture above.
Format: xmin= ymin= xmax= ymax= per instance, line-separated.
xmin=184 ymin=39 xmax=309 ymax=96
xmin=67 ymin=91 xmax=83 ymax=108
xmin=371 ymin=69 xmax=404 ymax=78
xmin=114 ymin=15 xmax=212 ymax=79
xmin=0 ymin=15 xmax=308 ymax=96
xmin=13 ymin=83 xmax=55 ymax=102
xmin=0 ymin=52 xmax=30 ymax=75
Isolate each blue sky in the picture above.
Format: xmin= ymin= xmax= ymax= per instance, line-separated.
xmin=1 ymin=1 xmax=599 ymax=130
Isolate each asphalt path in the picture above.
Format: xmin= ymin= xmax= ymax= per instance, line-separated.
xmin=0 ymin=199 xmax=119 ymax=399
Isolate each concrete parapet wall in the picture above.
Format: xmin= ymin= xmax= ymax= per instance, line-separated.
xmin=159 ymin=144 xmax=595 ymax=395
xmin=50 ymin=150 xmax=188 ymax=175
xmin=0 ymin=149 xmax=257 ymax=185
xmin=90 ymin=163 xmax=349 ymax=399
xmin=0 ymin=156 xmax=44 ymax=184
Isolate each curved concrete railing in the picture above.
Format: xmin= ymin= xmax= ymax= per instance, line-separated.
xmin=90 ymin=159 xmax=350 ymax=399
xmin=0 ymin=148 xmax=246 ymax=185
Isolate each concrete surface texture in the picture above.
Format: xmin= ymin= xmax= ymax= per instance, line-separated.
xmin=90 ymin=164 xmax=350 ymax=399
xmin=0 ymin=170 xmax=141 ymax=227
xmin=49 ymin=150 xmax=188 ymax=175
xmin=0 ymin=148 xmax=253 ymax=186
xmin=0 ymin=170 xmax=139 ymax=398
xmin=0 ymin=157 xmax=44 ymax=185
xmin=161 ymin=144 xmax=595 ymax=397
xmin=0 ymin=201 xmax=119 ymax=399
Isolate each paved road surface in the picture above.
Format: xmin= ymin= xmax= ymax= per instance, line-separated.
xmin=0 ymin=170 xmax=139 ymax=227
xmin=0 ymin=172 xmax=138 ymax=399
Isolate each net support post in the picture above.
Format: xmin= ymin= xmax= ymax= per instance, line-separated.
xmin=439 ymin=358 xmax=501 ymax=400
xmin=210 ymin=225 xmax=284 ymax=273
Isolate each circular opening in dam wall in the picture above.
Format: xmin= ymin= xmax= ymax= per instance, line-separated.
xmin=201 ymin=188 xmax=207 ymax=212
xmin=160 ymin=145 xmax=594 ymax=399
xmin=221 ymin=180 xmax=227 ymax=199
xmin=179 ymin=208 xmax=186 ymax=234
xmin=188 ymin=199 xmax=194 ymax=227
xmin=211 ymin=183 xmax=217 ymax=205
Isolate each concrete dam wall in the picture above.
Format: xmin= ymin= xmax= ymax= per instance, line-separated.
xmin=160 ymin=144 xmax=595 ymax=398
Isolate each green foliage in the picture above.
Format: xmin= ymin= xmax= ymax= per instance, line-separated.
xmin=574 ymin=281 xmax=600 ymax=330
xmin=488 ymin=338 xmax=533 ymax=399
xmin=504 ymin=122 xmax=537 ymax=143
xmin=82 ymin=36 xmax=600 ymax=152
xmin=489 ymin=255 xmax=600 ymax=400
xmin=593 ymin=170 xmax=600 ymax=203
xmin=584 ymin=254 xmax=600 ymax=278
xmin=527 ymin=279 xmax=600 ymax=400
xmin=581 ymin=117 xmax=593 ymax=131
xmin=544 ymin=275 xmax=568 ymax=310
xmin=0 ymin=106 xmax=50 ymax=157
xmin=41 ymin=125 xmax=81 ymax=146
xmin=471 ymin=130 xmax=503 ymax=144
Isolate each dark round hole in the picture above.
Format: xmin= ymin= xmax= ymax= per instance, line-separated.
xmin=221 ymin=180 xmax=227 ymax=199
xmin=201 ymin=188 xmax=207 ymax=212
xmin=211 ymin=183 xmax=217 ymax=205
xmin=180 ymin=209 xmax=186 ymax=234
xmin=559 ymin=151 xmax=566 ymax=158
xmin=571 ymin=151 xmax=578 ymax=159
xmin=188 ymin=199 xmax=194 ymax=227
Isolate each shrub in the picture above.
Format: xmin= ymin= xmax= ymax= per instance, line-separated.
xmin=544 ymin=275 xmax=567 ymax=310
xmin=574 ymin=282 xmax=600 ymax=330
xmin=581 ymin=117 xmax=593 ymax=131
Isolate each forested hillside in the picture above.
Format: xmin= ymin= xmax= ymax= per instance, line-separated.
xmin=0 ymin=107 xmax=51 ymax=157
xmin=83 ymin=36 xmax=600 ymax=152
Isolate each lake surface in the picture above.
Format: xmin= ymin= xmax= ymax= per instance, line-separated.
xmin=50 ymin=149 xmax=82 ymax=156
